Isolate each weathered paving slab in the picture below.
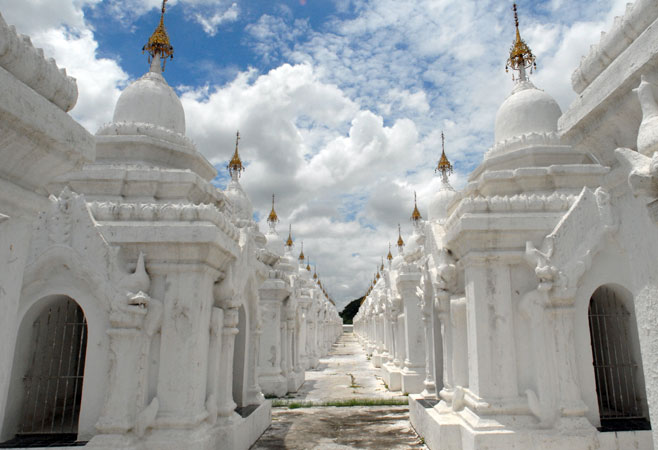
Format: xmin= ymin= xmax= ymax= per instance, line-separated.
xmin=285 ymin=332 xmax=407 ymax=402
xmin=251 ymin=406 xmax=425 ymax=450
xmin=252 ymin=333 xmax=426 ymax=449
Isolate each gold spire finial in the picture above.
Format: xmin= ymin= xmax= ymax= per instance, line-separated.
xmin=306 ymin=257 xmax=311 ymax=271
xmin=267 ymin=194 xmax=279 ymax=225
xmin=376 ymin=266 xmax=381 ymax=280
xmin=387 ymin=243 xmax=393 ymax=261
xmin=411 ymin=191 xmax=422 ymax=223
xmin=397 ymin=224 xmax=404 ymax=250
xmin=298 ymin=242 xmax=305 ymax=261
xmin=505 ymin=3 xmax=536 ymax=81
xmin=228 ymin=131 xmax=245 ymax=178
xmin=380 ymin=257 xmax=384 ymax=271
xmin=285 ymin=224 xmax=294 ymax=249
xmin=143 ymin=0 xmax=174 ymax=71
xmin=313 ymin=266 xmax=318 ymax=280
xmin=436 ymin=131 xmax=454 ymax=182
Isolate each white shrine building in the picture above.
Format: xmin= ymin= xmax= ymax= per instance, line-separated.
xmin=0 ymin=3 xmax=340 ymax=449
xmin=355 ymin=1 xmax=658 ymax=449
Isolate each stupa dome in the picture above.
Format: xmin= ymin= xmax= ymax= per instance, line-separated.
xmin=265 ymin=230 xmax=283 ymax=256
xmin=226 ymin=179 xmax=253 ymax=222
xmin=428 ymin=180 xmax=457 ymax=223
xmin=494 ymin=81 xmax=561 ymax=145
xmin=112 ymin=62 xmax=185 ymax=135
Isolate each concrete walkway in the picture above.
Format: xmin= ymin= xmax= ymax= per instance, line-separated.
xmin=251 ymin=332 xmax=426 ymax=449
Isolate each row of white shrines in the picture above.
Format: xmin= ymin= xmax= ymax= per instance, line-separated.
xmin=354 ymin=0 xmax=658 ymax=449
xmin=0 ymin=8 xmax=341 ymax=450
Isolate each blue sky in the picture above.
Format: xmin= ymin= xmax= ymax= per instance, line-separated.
xmin=0 ymin=0 xmax=629 ymax=309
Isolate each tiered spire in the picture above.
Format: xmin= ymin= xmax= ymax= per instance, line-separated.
xmin=387 ymin=243 xmax=393 ymax=261
xmin=436 ymin=131 xmax=453 ymax=183
xmin=285 ymin=224 xmax=294 ymax=250
xmin=397 ymin=224 xmax=404 ymax=252
xmin=306 ymin=257 xmax=311 ymax=271
xmin=298 ymin=242 xmax=305 ymax=262
xmin=143 ymin=0 xmax=174 ymax=71
xmin=267 ymin=194 xmax=279 ymax=230
xmin=505 ymin=3 xmax=536 ymax=82
xmin=227 ymin=131 xmax=244 ymax=179
xmin=411 ymin=191 xmax=422 ymax=224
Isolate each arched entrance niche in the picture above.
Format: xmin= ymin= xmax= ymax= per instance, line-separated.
xmin=587 ymin=285 xmax=651 ymax=432
xmin=232 ymin=305 xmax=247 ymax=409
xmin=2 ymin=296 xmax=88 ymax=445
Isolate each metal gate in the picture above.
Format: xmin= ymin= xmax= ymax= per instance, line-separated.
xmin=588 ymin=286 xmax=650 ymax=431
xmin=18 ymin=297 xmax=88 ymax=436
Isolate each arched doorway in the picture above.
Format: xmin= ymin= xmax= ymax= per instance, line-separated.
xmin=8 ymin=296 xmax=88 ymax=444
xmin=588 ymin=285 xmax=651 ymax=431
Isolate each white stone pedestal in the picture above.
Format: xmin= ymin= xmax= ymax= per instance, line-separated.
xmin=409 ymin=395 xmax=653 ymax=450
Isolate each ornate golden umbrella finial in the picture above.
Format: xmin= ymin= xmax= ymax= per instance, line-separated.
xmin=387 ymin=243 xmax=393 ymax=261
xmin=397 ymin=224 xmax=405 ymax=251
xmin=298 ymin=242 xmax=305 ymax=261
xmin=411 ymin=191 xmax=422 ymax=224
xmin=285 ymin=224 xmax=294 ymax=249
xmin=505 ymin=3 xmax=536 ymax=82
xmin=227 ymin=131 xmax=245 ymax=179
xmin=267 ymin=194 xmax=279 ymax=226
xmin=143 ymin=0 xmax=174 ymax=72
xmin=436 ymin=131 xmax=454 ymax=183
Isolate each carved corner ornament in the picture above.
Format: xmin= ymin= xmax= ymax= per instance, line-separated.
xmin=524 ymin=186 xmax=617 ymax=305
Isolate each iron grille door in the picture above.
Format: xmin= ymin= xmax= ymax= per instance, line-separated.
xmin=588 ymin=286 xmax=650 ymax=431
xmin=18 ymin=298 xmax=88 ymax=436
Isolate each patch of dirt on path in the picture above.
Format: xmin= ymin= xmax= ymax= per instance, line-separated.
xmin=251 ymin=406 xmax=425 ymax=449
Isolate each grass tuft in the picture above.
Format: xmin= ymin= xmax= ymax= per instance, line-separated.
xmin=270 ymin=398 xmax=409 ymax=409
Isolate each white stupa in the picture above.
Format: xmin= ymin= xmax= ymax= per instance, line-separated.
xmin=489 ymin=7 xmax=562 ymax=158
xmin=428 ymin=131 xmax=457 ymax=223
xmin=225 ymin=131 xmax=254 ymax=223
xmin=265 ymin=194 xmax=284 ymax=255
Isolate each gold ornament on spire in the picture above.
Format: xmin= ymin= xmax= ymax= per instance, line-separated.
xmin=505 ymin=3 xmax=536 ymax=81
xmin=228 ymin=131 xmax=245 ymax=178
xmin=376 ymin=267 xmax=381 ymax=280
xmin=306 ymin=257 xmax=311 ymax=271
xmin=380 ymin=257 xmax=384 ymax=272
xmin=267 ymin=194 xmax=279 ymax=225
xmin=313 ymin=266 xmax=318 ymax=280
xmin=411 ymin=191 xmax=422 ymax=223
xmin=299 ymin=242 xmax=305 ymax=261
xmin=436 ymin=131 xmax=453 ymax=182
xmin=285 ymin=224 xmax=294 ymax=249
xmin=387 ymin=243 xmax=393 ymax=261
xmin=143 ymin=0 xmax=174 ymax=71
xmin=397 ymin=224 xmax=405 ymax=250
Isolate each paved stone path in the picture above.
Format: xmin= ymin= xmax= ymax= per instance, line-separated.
xmin=251 ymin=333 xmax=426 ymax=449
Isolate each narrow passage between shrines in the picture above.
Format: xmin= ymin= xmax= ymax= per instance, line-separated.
xmin=251 ymin=331 xmax=426 ymax=449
